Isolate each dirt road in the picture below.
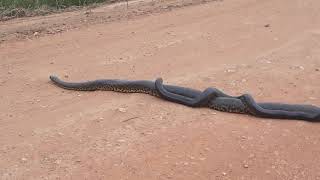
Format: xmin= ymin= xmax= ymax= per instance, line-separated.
xmin=1 ymin=0 xmax=320 ymax=179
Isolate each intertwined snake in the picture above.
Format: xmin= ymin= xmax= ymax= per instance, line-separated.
xmin=50 ymin=75 xmax=320 ymax=122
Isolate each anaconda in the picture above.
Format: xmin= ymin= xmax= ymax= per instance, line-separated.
xmin=154 ymin=78 xmax=320 ymax=122
xmin=50 ymin=75 xmax=320 ymax=122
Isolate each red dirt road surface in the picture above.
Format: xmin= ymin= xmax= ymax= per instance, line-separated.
xmin=1 ymin=0 xmax=320 ymax=179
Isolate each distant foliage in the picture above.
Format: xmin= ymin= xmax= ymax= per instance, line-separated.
xmin=0 ymin=0 xmax=108 ymax=9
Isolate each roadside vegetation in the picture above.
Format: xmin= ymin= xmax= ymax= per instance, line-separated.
xmin=0 ymin=0 xmax=116 ymax=20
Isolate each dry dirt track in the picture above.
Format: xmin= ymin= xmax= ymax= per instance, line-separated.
xmin=1 ymin=0 xmax=320 ymax=179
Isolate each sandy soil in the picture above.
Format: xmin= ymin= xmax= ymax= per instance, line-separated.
xmin=1 ymin=0 xmax=320 ymax=179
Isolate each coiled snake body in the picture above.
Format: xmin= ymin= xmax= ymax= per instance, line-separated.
xmin=50 ymin=75 xmax=320 ymax=122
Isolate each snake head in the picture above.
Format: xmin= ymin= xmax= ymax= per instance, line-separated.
xmin=155 ymin=77 xmax=163 ymax=83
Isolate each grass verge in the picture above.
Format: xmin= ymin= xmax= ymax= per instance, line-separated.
xmin=0 ymin=0 xmax=116 ymax=20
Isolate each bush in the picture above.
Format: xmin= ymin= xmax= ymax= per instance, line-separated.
xmin=0 ymin=0 xmax=107 ymax=10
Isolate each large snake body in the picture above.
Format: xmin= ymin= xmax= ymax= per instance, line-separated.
xmin=154 ymin=78 xmax=320 ymax=121
xmin=50 ymin=75 xmax=320 ymax=122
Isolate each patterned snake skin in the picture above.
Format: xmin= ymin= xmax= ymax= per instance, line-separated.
xmin=154 ymin=78 xmax=320 ymax=122
xmin=50 ymin=75 xmax=320 ymax=122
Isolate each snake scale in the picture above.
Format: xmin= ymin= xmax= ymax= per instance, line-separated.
xmin=50 ymin=75 xmax=320 ymax=122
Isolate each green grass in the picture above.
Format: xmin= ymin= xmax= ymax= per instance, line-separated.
xmin=0 ymin=0 xmax=117 ymax=19
xmin=0 ymin=0 xmax=107 ymax=9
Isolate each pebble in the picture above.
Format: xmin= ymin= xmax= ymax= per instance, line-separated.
xmin=243 ymin=164 xmax=249 ymax=168
xmin=118 ymin=107 xmax=127 ymax=113
xmin=33 ymin=32 xmax=39 ymax=36
xmin=21 ymin=157 xmax=27 ymax=162
xmin=315 ymin=68 xmax=319 ymax=71
xmin=265 ymin=60 xmax=272 ymax=64
xmin=291 ymin=65 xmax=304 ymax=70
xmin=55 ymin=159 xmax=61 ymax=165
xmin=264 ymin=24 xmax=270 ymax=28
xmin=57 ymin=132 xmax=64 ymax=136
xmin=259 ymin=59 xmax=272 ymax=64
xmin=226 ymin=69 xmax=236 ymax=73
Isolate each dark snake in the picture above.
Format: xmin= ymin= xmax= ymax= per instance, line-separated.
xmin=50 ymin=75 xmax=320 ymax=122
